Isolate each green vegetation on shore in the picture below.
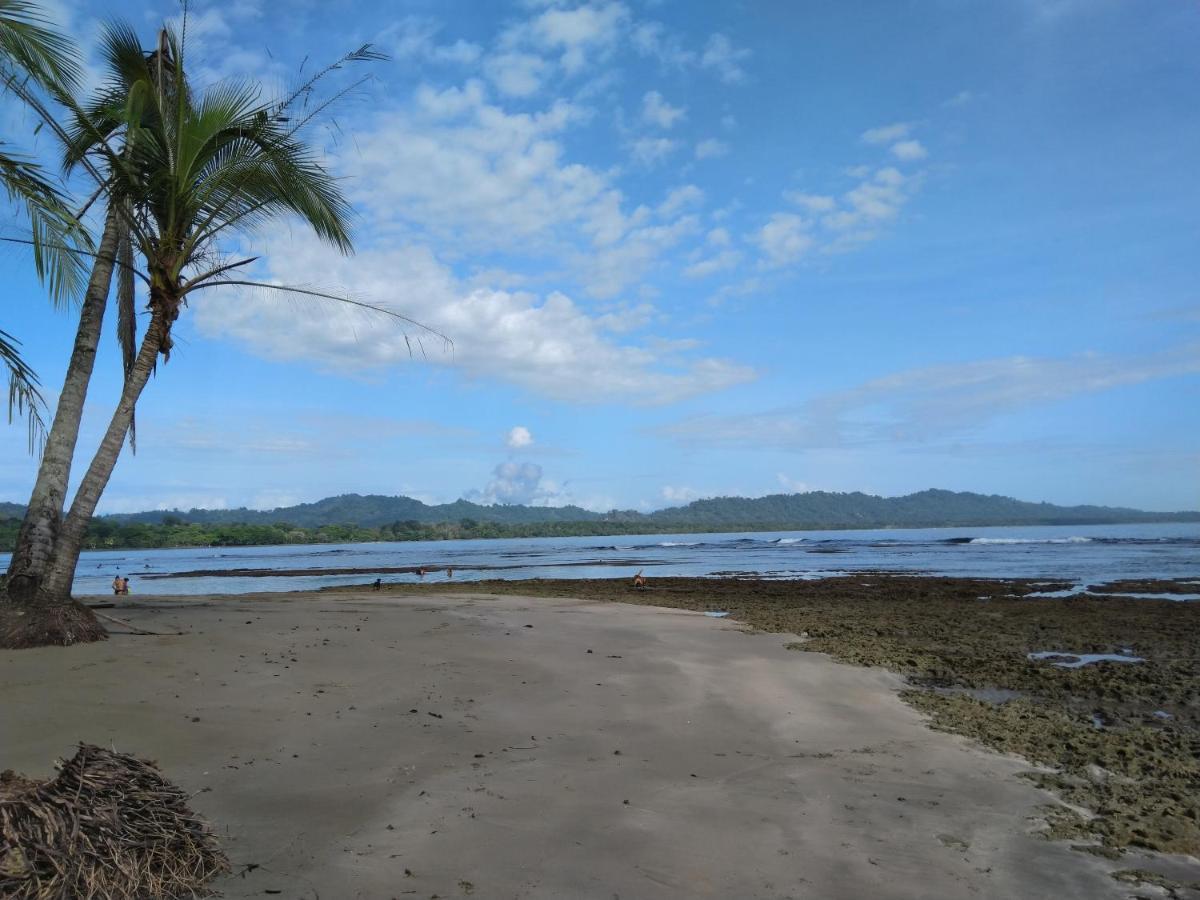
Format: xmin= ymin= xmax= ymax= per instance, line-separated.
xmin=1 ymin=486 xmax=1196 ymax=551
xmin=0 ymin=515 xmax=727 ymax=551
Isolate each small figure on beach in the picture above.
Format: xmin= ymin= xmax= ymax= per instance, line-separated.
xmin=446 ymin=567 xmax=453 ymax=579
xmin=418 ymin=567 xmax=427 ymax=579
xmin=633 ymin=570 xmax=647 ymax=590
xmin=120 ymin=577 xmax=130 ymax=595
xmin=112 ymin=575 xmax=123 ymax=596
xmin=373 ymin=578 xmax=382 ymax=591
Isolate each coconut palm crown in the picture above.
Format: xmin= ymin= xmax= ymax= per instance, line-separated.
xmin=2 ymin=18 xmax=441 ymax=647
xmin=63 ymin=23 xmax=378 ymax=363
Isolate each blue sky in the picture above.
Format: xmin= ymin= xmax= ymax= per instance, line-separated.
xmin=1 ymin=0 xmax=1197 ymax=514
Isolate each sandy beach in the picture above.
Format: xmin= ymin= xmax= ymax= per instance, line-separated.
xmin=2 ymin=588 xmax=1196 ymax=899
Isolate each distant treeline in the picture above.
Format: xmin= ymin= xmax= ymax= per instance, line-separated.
xmin=0 ymin=516 xmax=735 ymax=551
xmin=0 ymin=509 xmax=1195 ymax=552
xmin=1 ymin=486 xmax=1196 ymax=551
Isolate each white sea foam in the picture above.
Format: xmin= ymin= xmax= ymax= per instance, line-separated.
xmin=970 ymin=536 xmax=1092 ymax=545
xmin=1027 ymin=651 xmax=1144 ymax=668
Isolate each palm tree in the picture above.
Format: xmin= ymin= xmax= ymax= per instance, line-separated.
xmin=1 ymin=21 xmax=433 ymax=647
xmin=2 ymin=23 xmax=163 ymax=637
xmin=0 ymin=0 xmax=89 ymax=447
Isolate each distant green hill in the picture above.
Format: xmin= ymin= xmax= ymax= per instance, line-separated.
xmin=10 ymin=488 xmax=1193 ymax=530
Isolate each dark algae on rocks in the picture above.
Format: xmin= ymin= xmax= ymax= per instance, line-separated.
xmin=374 ymin=574 xmax=1200 ymax=859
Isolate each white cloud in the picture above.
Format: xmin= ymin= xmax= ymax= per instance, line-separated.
xmin=776 ymin=474 xmax=811 ymax=494
xmin=752 ymin=132 xmax=927 ymax=267
xmin=821 ymin=166 xmax=911 ymax=234
xmin=890 ymin=139 xmax=928 ymax=161
xmin=660 ymin=345 xmax=1200 ymax=449
xmin=642 ymin=90 xmax=686 ymax=128
xmin=577 ymin=213 xmax=701 ymax=296
xmin=484 ymin=52 xmax=549 ymax=97
xmin=195 ymin=232 xmax=755 ymax=406
xmin=661 ymin=485 xmax=701 ymax=505
xmin=707 ymin=227 xmax=732 ymax=247
xmin=657 ymin=184 xmax=704 ymax=218
xmin=467 ymin=461 xmax=557 ymax=505
xmin=341 ymin=83 xmax=628 ymax=259
xmin=700 ymin=33 xmax=751 ymax=83
xmin=631 ymin=21 xmax=696 ymax=69
xmin=684 ymin=249 xmax=742 ymax=279
xmin=695 ymin=138 xmax=729 ymax=159
xmin=595 ymin=302 xmax=657 ymax=333
xmin=506 ymin=426 xmax=534 ymax=449
xmin=754 ymin=213 xmax=813 ymax=267
xmin=629 ymin=23 xmax=750 ymax=83
xmin=861 ymin=122 xmax=911 ymax=145
xmin=784 ymin=191 xmax=836 ymax=213
xmin=943 ymin=90 xmax=974 ymax=108
xmin=382 ymin=16 xmax=483 ymax=66
xmin=510 ymin=1 xmax=630 ymax=73
xmin=629 ymin=136 xmax=679 ymax=166
xmin=98 ymin=493 xmax=231 ymax=514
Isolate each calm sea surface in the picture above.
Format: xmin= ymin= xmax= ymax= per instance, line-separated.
xmin=6 ymin=521 xmax=1195 ymax=597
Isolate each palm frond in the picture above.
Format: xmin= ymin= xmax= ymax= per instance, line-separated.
xmin=0 ymin=0 xmax=80 ymax=93
xmin=0 ymin=326 xmax=45 ymax=453
xmin=0 ymin=144 xmax=90 ymax=305
xmin=188 ymin=279 xmax=452 ymax=348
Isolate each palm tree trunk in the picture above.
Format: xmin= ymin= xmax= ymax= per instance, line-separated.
xmin=39 ymin=311 xmax=166 ymax=605
xmin=0 ymin=205 xmax=121 ymax=648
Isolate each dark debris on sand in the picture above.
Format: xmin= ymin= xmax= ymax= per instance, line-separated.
xmin=0 ymin=744 xmax=228 ymax=899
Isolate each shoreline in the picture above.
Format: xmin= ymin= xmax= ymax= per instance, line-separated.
xmin=5 ymin=516 xmax=1197 ymax=555
xmin=4 ymin=578 xmax=1198 ymax=897
xmin=347 ymin=575 xmax=1200 ymax=859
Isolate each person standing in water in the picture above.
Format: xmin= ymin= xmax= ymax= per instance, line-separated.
xmin=112 ymin=575 xmax=123 ymax=596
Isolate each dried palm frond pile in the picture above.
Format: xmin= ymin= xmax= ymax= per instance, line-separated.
xmin=0 ymin=744 xmax=228 ymax=899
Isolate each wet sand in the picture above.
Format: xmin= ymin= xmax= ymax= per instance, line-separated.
xmin=2 ymin=588 xmax=1196 ymax=898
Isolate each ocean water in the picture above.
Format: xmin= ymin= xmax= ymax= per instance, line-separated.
xmin=7 ymin=521 xmax=1195 ymax=598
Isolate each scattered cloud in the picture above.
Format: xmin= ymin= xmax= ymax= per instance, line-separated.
xmin=657 ymin=184 xmax=704 ymax=218
xmin=196 ymin=232 xmax=756 ymax=406
xmin=342 ymin=81 xmax=616 ymax=255
xmin=695 ymin=138 xmax=729 ymax=159
xmin=861 ymin=122 xmax=911 ymax=145
xmin=749 ymin=124 xmax=929 ymax=268
xmin=660 ymin=484 xmax=702 ymax=504
xmin=642 ymin=90 xmax=686 ymax=128
xmin=660 ymin=345 xmax=1200 ymax=450
xmin=502 ymin=0 xmax=629 ymax=74
xmin=700 ymin=33 xmax=751 ymax=83
xmin=890 ymin=139 xmax=928 ymax=161
xmin=381 ymin=16 xmax=483 ymax=66
xmin=631 ymin=22 xmax=750 ymax=83
xmin=754 ymin=213 xmax=813 ymax=267
xmin=784 ymin=191 xmax=836 ymax=213
xmin=630 ymin=136 xmax=679 ymax=166
xmin=506 ymin=426 xmax=534 ymax=449
xmin=776 ymin=473 xmax=812 ymax=494
xmin=466 ymin=461 xmax=560 ymax=505
xmin=631 ymin=21 xmax=696 ymax=69
xmin=577 ymin=213 xmax=701 ymax=296
xmin=684 ymin=249 xmax=742 ymax=279
xmin=484 ymin=52 xmax=549 ymax=96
